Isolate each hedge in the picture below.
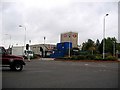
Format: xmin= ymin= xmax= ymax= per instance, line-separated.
xmin=56 ymin=54 xmax=118 ymax=61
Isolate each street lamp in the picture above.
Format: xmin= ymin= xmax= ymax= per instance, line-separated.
xmin=43 ymin=36 xmax=46 ymax=58
xmin=103 ymin=14 xmax=109 ymax=59
xmin=68 ymin=34 xmax=71 ymax=57
xmin=19 ymin=25 xmax=26 ymax=50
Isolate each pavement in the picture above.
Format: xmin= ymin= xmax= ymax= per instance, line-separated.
xmin=24 ymin=58 xmax=55 ymax=62
xmin=2 ymin=59 xmax=119 ymax=88
xmin=39 ymin=58 xmax=55 ymax=60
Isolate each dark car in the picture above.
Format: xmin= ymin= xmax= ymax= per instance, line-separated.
xmin=0 ymin=46 xmax=25 ymax=71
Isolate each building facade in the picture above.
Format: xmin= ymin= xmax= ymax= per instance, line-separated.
xmin=61 ymin=32 xmax=78 ymax=48
xmin=30 ymin=44 xmax=56 ymax=56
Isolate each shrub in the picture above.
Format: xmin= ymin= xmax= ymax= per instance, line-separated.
xmin=77 ymin=55 xmax=86 ymax=60
xmin=86 ymin=55 xmax=95 ymax=60
xmin=95 ymin=55 xmax=103 ymax=60
xmin=71 ymin=55 xmax=95 ymax=60
xmin=105 ymin=55 xmax=117 ymax=61
xmin=71 ymin=56 xmax=78 ymax=60
xmin=56 ymin=54 xmax=118 ymax=61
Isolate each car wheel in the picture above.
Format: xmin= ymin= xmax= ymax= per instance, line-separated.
xmin=10 ymin=63 xmax=23 ymax=71
xmin=14 ymin=63 xmax=23 ymax=71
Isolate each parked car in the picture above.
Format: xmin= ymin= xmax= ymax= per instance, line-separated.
xmin=0 ymin=46 xmax=26 ymax=71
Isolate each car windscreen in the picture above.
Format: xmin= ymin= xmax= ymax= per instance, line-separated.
xmin=0 ymin=47 xmax=7 ymax=54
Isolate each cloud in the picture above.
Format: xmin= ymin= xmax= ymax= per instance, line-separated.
xmin=118 ymin=1 xmax=120 ymax=43
xmin=1 ymin=0 xmax=118 ymax=48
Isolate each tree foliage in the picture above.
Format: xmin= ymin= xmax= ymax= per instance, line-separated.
xmin=98 ymin=37 xmax=117 ymax=55
xmin=82 ymin=39 xmax=95 ymax=51
xmin=81 ymin=37 xmax=119 ymax=55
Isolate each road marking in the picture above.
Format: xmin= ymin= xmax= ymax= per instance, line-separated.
xmin=84 ymin=64 xmax=88 ymax=66
xmin=39 ymin=58 xmax=55 ymax=61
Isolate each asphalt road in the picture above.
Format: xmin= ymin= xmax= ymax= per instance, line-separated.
xmin=2 ymin=59 xmax=119 ymax=88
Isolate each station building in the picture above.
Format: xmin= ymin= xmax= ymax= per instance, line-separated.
xmin=30 ymin=32 xmax=78 ymax=57
xmin=60 ymin=32 xmax=78 ymax=48
xmin=30 ymin=44 xmax=56 ymax=57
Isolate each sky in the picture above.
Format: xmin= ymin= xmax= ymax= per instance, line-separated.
xmin=0 ymin=0 xmax=119 ymax=48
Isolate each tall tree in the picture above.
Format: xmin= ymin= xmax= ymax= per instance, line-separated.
xmin=98 ymin=37 xmax=117 ymax=55
xmin=95 ymin=39 xmax=100 ymax=53
xmin=96 ymin=39 xmax=100 ymax=47
xmin=82 ymin=39 xmax=95 ymax=51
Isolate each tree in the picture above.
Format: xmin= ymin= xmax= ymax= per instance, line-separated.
xmin=116 ymin=43 xmax=120 ymax=51
xmin=96 ymin=39 xmax=100 ymax=47
xmin=98 ymin=37 xmax=117 ymax=55
xmin=81 ymin=37 xmax=118 ymax=56
xmin=82 ymin=39 xmax=95 ymax=54
xmin=95 ymin=39 xmax=100 ymax=54
xmin=88 ymin=46 xmax=96 ymax=55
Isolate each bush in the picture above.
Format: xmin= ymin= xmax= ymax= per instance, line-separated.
xmin=105 ymin=55 xmax=117 ymax=61
xmin=70 ymin=55 xmax=95 ymax=60
xmin=95 ymin=55 xmax=103 ymax=60
xmin=86 ymin=55 xmax=95 ymax=60
xmin=77 ymin=55 xmax=86 ymax=60
xmin=66 ymin=55 xmax=86 ymax=60
xmin=71 ymin=56 xmax=78 ymax=60
xmin=56 ymin=54 xmax=118 ymax=61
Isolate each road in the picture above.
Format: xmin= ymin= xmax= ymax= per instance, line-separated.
xmin=2 ymin=59 xmax=119 ymax=88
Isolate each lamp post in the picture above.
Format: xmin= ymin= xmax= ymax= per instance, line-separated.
xmin=68 ymin=34 xmax=71 ymax=58
xmin=103 ymin=14 xmax=109 ymax=59
xmin=19 ymin=25 xmax=26 ymax=50
xmin=43 ymin=36 xmax=46 ymax=58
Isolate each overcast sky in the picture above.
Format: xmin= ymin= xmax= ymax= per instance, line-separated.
xmin=0 ymin=0 xmax=119 ymax=48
